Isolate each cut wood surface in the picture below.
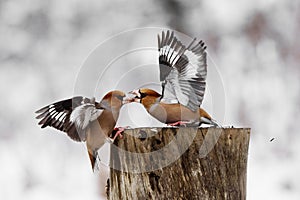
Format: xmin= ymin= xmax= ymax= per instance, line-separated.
xmin=109 ymin=127 xmax=250 ymax=200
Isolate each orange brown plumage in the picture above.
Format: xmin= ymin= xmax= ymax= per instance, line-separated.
xmin=128 ymin=30 xmax=218 ymax=127
xmin=35 ymin=90 xmax=127 ymax=170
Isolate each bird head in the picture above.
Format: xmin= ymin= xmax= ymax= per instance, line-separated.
xmin=99 ymin=90 xmax=127 ymax=110
xmin=128 ymin=88 xmax=161 ymax=108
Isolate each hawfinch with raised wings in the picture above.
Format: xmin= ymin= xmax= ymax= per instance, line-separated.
xmin=130 ymin=30 xmax=218 ymax=127
xmin=35 ymin=90 xmax=127 ymax=170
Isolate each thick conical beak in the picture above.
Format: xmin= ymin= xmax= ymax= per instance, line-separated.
xmin=122 ymin=93 xmax=135 ymax=104
xmin=123 ymin=90 xmax=141 ymax=104
xmin=128 ymin=89 xmax=140 ymax=97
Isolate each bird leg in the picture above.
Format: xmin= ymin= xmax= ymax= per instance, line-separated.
xmin=167 ymin=121 xmax=191 ymax=127
xmin=111 ymin=126 xmax=130 ymax=140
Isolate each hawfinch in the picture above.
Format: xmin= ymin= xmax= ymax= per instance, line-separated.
xmin=130 ymin=31 xmax=218 ymax=126
xmin=35 ymin=90 xmax=127 ymax=170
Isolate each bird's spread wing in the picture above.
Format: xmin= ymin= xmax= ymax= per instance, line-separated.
xmin=158 ymin=30 xmax=207 ymax=111
xmin=35 ymin=97 xmax=103 ymax=142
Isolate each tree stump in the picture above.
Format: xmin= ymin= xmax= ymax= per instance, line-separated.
xmin=109 ymin=127 xmax=250 ymax=200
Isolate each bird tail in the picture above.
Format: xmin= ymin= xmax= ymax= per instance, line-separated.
xmin=200 ymin=117 xmax=221 ymax=127
xmin=199 ymin=108 xmax=221 ymax=127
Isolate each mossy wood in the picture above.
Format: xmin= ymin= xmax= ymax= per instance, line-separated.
xmin=108 ymin=127 xmax=250 ymax=200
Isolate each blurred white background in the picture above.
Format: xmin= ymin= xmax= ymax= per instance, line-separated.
xmin=1 ymin=0 xmax=300 ymax=199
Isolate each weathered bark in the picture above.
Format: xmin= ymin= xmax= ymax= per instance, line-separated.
xmin=109 ymin=127 xmax=250 ymax=200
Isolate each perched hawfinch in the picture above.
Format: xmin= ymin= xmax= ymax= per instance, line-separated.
xmin=130 ymin=31 xmax=218 ymax=127
xmin=35 ymin=90 xmax=127 ymax=170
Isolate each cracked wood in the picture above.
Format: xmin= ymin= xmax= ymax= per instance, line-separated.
xmin=109 ymin=127 xmax=250 ymax=200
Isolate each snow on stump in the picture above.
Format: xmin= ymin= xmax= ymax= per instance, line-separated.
xmin=108 ymin=127 xmax=250 ymax=200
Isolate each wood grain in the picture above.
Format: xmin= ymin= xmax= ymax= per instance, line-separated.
xmin=109 ymin=127 xmax=250 ymax=200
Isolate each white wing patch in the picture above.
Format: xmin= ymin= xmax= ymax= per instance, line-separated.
xmin=70 ymin=104 xmax=103 ymax=130
xmin=158 ymin=30 xmax=207 ymax=112
xmin=160 ymin=46 xmax=181 ymax=66
xmin=48 ymin=104 xmax=68 ymax=123
xmin=35 ymin=96 xmax=102 ymax=142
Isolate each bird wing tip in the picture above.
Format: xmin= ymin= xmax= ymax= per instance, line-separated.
xmin=35 ymin=107 xmax=46 ymax=114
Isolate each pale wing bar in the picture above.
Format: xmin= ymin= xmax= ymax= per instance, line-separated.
xmin=175 ymin=38 xmax=207 ymax=111
xmin=158 ymin=31 xmax=186 ymax=81
xmin=35 ymin=97 xmax=102 ymax=142
xmin=158 ymin=30 xmax=207 ymax=111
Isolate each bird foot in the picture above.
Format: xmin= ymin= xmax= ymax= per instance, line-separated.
xmin=111 ymin=126 xmax=130 ymax=140
xmin=167 ymin=121 xmax=190 ymax=127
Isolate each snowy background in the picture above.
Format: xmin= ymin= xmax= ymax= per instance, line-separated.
xmin=1 ymin=0 xmax=300 ymax=199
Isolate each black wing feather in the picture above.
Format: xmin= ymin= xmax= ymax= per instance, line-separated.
xmin=35 ymin=96 xmax=97 ymax=142
xmin=157 ymin=30 xmax=207 ymax=111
